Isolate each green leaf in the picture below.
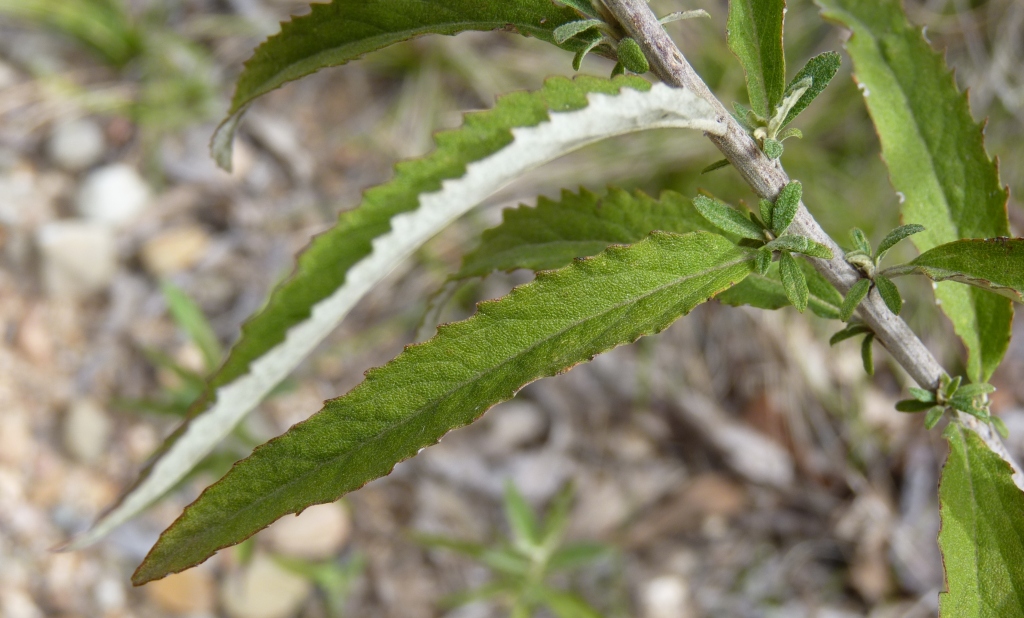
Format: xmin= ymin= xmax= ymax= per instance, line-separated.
xmin=779 ymin=51 xmax=841 ymax=129
xmin=874 ymin=275 xmax=902 ymax=314
xmin=861 ymin=333 xmax=874 ymax=375
xmin=553 ymin=19 xmax=605 ymax=45
xmin=161 ymin=281 xmax=222 ymax=373
xmin=779 ymin=252 xmax=808 ymax=312
xmin=956 ymin=383 xmax=996 ymax=398
xmin=885 ymin=239 xmax=1024 ymax=303
xmin=718 ymin=259 xmax=842 ymax=319
xmin=909 ymin=387 xmax=935 ymax=402
xmin=558 ymin=0 xmax=598 ymax=17
xmin=829 ymin=323 xmax=871 ymax=346
xmin=938 ymin=423 xmax=1024 ymax=616
xmin=759 ymin=198 xmax=773 ymax=230
xmin=849 ymin=228 xmax=872 ymax=256
xmin=692 ymin=195 xmax=766 ymax=241
xmin=454 ymin=188 xmax=716 ymax=279
xmin=548 ymin=543 xmax=611 ymax=572
xmin=925 ymin=406 xmax=944 ymax=429
xmin=210 ymin=0 xmax=602 ymax=169
xmin=817 ymin=0 xmax=1012 ymax=382
xmin=895 ymin=399 xmax=934 ymax=413
xmin=131 ymin=232 xmax=756 ymax=583
xmin=69 ymin=77 xmax=726 ymax=551
xmin=770 ymin=180 xmax=802 ymax=236
xmin=616 ymin=37 xmax=649 ymax=74
xmin=762 ymin=235 xmax=833 ymax=259
xmin=539 ymin=588 xmax=603 ymax=618
xmin=762 ymin=137 xmax=783 ymax=160
xmin=876 ymin=223 xmax=926 ymax=258
xmin=572 ymin=29 xmax=604 ymax=71
xmin=727 ymin=0 xmax=787 ymax=118
xmin=701 ymin=159 xmax=731 ymax=174
xmin=504 ymin=482 xmax=541 ymax=549
xmin=839 ymin=278 xmax=871 ymax=322
xmin=754 ymin=248 xmax=772 ymax=276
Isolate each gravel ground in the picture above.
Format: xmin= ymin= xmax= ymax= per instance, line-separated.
xmin=1 ymin=1 xmax=1023 ymax=617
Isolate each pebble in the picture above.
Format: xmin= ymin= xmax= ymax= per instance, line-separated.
xmin=0 ymin=588 xmax=43 ymax=618
xmin=36 ymin=220 xmax=117 ymax=299
xmin=641 ymin=575 xmax=692 ymax=618
xmin=76 ymin=164 xmax=151 ymax=226
xmin=0 ymin=411 xmax=32 ymax=467
xmin=264 ymin=502 xmax=351 ymax=560
xmin=63 ymin=400 xmax=113 ymax=465
xmin=145 ymin=568 xmax=216 ymax=615
xmin=220 ymin=553 xmax=312 ymax=618
xmin=47 ymin=119 xmax=105 ymax=172
xmin=139 ymin=225 xmax=211 ymax=275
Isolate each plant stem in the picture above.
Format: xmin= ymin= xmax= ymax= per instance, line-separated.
xmin=601 ymin=0 xmax=1023 ymax=487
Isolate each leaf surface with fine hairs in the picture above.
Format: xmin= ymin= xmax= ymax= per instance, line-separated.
xmin=817 ymin=0 xmax=1012 ymax=382
xmin=885 ymin=238 xmax=1024 ymax=303
xmin=133 ymin=231 xmax=757 ymax=584
xmin=455 ymin=187 xmax=717 ymax=279
xmin=68 ymin=77 xmax=725 ymax=551
xmin=727 ymin=0 xmax=786 ymax=118
xmin=938 ymin=423 xmax=1024 ymax=616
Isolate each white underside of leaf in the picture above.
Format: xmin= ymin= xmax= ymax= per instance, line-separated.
xmin=67 ymin=84 xmax=724 ymax=550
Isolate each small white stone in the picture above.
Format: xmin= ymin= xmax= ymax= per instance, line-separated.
xmin=63 ymin=400 xmax=113 ymax=465
xmin=641 ymin=575 xmax=692 ymax=618
xmin=76 ymin=164 xmax=151 ymax=226
xmin=47 ymin=119 xmax=105 ymax=171
xmin=139 ymin=225 xmax=211 ymax=275
xmin=36 ymin=220 xmax=117 ymax=299
xmin=264 ymin=502 xmax=351 ymax=560
xmin=221 ymin=553 xmax=312 ymax=618
xmin=93 ymin=577 xmax=126 ymax=613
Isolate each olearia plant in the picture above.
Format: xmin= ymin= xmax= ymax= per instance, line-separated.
xmin=416 ymin=482 xmax=614 ymax=617
xmin=63 ymin=0 xmax=1024 ymax=613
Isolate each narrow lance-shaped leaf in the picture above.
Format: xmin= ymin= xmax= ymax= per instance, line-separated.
xmin=455 ymin=187 xmax=717 ymax=279
xmin=133 ymin=232 xmax=757 ymax=583
xmin=770 ymin=180 xmax=802 ymax=236
xmin=839 ymin=277 xmax=871 ymax=322
xmin=884 ymin=238 xmax=1024 ymax=303
xmin=692 ymin=195 xmax=765 ymax=240
xmin=67 ymin=77 xmax=726 ymax=551
xmin=874 ymin=275 xmax=902 ymax=314
xmin=938 ymin=423 xmax=1024 ymax=616
xmin=210 ymin=0 xmax=609 ymax=169
xmin=779 ymin=51 xmax=841 ymax=129
xmin=718 ymin=259 xmax=843 ymax=319
xmin=779 ymin=252 xmax=808 ymax=312
xmin=727 ymin=0 xmax=787 ymax=118
xmin=817 ymin=0 xmax=1012 ymax=382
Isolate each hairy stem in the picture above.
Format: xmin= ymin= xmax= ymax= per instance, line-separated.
xmin=602 ymin=0 xmax=1023 ymax=486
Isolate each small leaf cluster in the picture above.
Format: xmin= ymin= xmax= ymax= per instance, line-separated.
xmin=839 ymin=224 xmax=925 ymax=319
xmin=692 ymin=180 xmax=832 ymax=312
xmin=417 ymin=483 xmax=612 ymax=618
xmin=554 ymin=0 xmax=707 ymax=74
xmin=896 ymin=375 xmax=1007 ymax=436
xmin=733 ymin=53 xmax=841 ymax=160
